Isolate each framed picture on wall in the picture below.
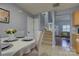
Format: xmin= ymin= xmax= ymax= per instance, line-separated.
xmin=0 ymin=8 xmax=10 ymax=23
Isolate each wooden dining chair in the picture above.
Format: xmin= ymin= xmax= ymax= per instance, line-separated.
xmin=23 ymin=30 xmax=45 ymax=56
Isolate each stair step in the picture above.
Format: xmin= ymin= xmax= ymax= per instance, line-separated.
xmin=45 ymin=31 xmax=52 ymax=33
xmin=43 ymin=35 xmax=52 ymax=38
xmin=43 ymin=38 xmax=52 ymax=40
xmin=43 ymin=37 xmax=52 ymax=39
xmin=43 ymin=39 xmax=52 ymax=42
xmin=42 ymin=31 xmax=52 ymax=45
xmin=44 ymin=33 xmax=52 ymax=35
xmin=42 ymin=41 xmax=52 ymax=45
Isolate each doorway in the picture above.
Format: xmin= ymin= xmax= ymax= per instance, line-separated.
xmin=54 ymin=13 xmax=71 ymax=51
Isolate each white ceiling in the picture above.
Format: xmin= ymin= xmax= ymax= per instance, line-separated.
xmin=17 ymin=3 xmax=79 ymax=15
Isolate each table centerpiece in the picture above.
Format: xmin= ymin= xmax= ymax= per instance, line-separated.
xmin=5 ymin=29 xmax=17 ymax=41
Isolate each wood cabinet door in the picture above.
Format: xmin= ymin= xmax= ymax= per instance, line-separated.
xmin=75 ymin=35 xmax=79 ymax=53
xmin=73 ymin=11 xmax=79 ymax=26
xmin=72 ymin=34 xmax=76 ymax=49
xmin=72 ymin=34 xmax=79 ymax=53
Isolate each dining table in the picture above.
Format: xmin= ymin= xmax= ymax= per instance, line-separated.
xmin=1 ymin=37 xmax=36 ymax=56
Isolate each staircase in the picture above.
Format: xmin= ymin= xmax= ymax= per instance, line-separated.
xmin=42 ymin=30 xmax=52 ymax=45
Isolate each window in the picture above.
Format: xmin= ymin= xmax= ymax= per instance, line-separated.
xmin=62 ymin=25 xmax=70 ymax=32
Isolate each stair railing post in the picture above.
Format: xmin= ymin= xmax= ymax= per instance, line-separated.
xmin=52 ymin=11 xmax=56 ymax=47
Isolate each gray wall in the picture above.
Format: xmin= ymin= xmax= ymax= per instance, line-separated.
xmin=48 ymin=12 xmax=52 ymax=23
xmin=38 ymin=6 xmax=79 ymax=32
xmin=0 ymin=4 xmax=30 ymax=37
xmin=40 ymin=12 xmax=52 ymax=31
xmin=40 ymin=14 xmax=45 ymax=31
xmin=55 ymin=14 xmax=71 ymax=32
xmin=54 ymin=6 xmax=79 ymax=33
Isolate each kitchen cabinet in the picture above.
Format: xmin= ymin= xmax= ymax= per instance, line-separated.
xmin=72 ymin=34 xmax=79 ymax=54
xmin=73 ymin=11 xmax=79 ymax=26
xmin=75 ymin=34 xmax=79 ymax=53
xmin=72 ymin=34 xmax=76 ymax=49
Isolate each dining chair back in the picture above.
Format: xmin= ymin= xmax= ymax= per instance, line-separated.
xmin=34 ymin=29 xmax=45 ymax=55
xmin=23 ymin=29 xmax=45 ymax=56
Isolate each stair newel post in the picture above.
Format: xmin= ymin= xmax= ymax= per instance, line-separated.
xmin=52 ymin=11 xmax=56 ymax=47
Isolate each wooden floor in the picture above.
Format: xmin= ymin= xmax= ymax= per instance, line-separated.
xmin=24 ymin=43 xmax=79 ymax=56
xmin=40 ymin=44 xmax=78 ymax=56
xmin=24 ymin=31 xmax=79 ymax=56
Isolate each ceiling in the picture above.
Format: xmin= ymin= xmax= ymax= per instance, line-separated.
xmin=16 ymin=3 xmax=79 ymax=15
